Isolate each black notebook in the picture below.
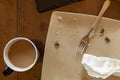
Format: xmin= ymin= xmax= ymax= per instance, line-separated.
xmin=35 ymin=0 xmax=81 ymax=13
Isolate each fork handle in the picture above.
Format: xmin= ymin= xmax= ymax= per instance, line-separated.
xmin=91 ymin=0 xmax=110 ymax=29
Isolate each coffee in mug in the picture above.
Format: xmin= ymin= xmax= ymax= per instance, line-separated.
xmin=3 ymin=37 xmax=39 ymax=76
xmin=8 ymin=40 xmax=36 ymax=68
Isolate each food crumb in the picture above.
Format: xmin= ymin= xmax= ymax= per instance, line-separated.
xmin=105 ymin=37 xmax=110 ymax=44
xmin=58 ymin=26 xmax=62 ymax=30
xmin=56 ymin=31 xmax=59 ymax=35
xmin=73 ymin=18 xmax=77 ymax=22
xmin=55 ymin=41 xmax=60 ymax=48
xmin=99 ymin=28 xmax=104 ymax=37
xmin=57 ymin=16 xmax=62 ymax=21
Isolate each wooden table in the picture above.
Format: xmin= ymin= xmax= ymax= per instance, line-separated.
xmin=0 ymin=0 xmax=120 ymax=80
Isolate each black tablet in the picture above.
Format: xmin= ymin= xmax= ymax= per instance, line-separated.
xmin=35 ymin=0 xmax=81 ymax=13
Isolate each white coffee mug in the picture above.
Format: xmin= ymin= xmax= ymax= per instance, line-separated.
xmin=3 ymin=37 xmax=39 ymax=76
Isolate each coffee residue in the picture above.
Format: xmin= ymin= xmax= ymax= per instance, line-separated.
xmin=105 ymin=37 xmax=110 ymax=44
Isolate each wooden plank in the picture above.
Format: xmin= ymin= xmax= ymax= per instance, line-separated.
xmin=17 ymin=0 xmax=120 ymax=80
xmin=17 ymin=0 xmax=45 ymax=79
xmin=104 ymin=0 xmax=120 ymax=20
xmin=0 ymin=0 xmax=17 ymax=79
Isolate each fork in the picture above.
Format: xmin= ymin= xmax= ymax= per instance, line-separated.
xmin=76 ymin=0 xmax=111 ymax=54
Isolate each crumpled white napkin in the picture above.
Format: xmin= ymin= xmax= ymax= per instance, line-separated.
xmin=81 ymin=54 xmax=120 ymax=79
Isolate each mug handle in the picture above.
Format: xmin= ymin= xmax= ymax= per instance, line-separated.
xmin=3 ymin=67 xmax=13 ymax=76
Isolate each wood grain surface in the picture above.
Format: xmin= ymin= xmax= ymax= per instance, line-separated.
xmin=0 ymin=0 xmax=120 ymax=80
xmin=0 ymin=0 xmax=17 ymax=79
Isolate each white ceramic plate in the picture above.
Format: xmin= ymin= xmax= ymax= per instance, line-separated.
xmin=41 ymin=11 xmax=120 ymax=80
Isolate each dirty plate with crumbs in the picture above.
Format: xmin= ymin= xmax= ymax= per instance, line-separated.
xmin=41 ymin=11 xmax=120 ymax=80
